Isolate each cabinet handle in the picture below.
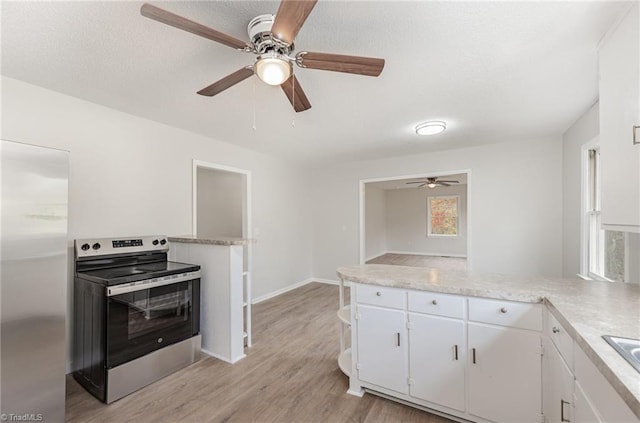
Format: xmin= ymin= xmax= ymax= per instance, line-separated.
xmin=561 ymin=399 xmax=571 ymax=422
xmin=396 ymin=332 xmax=400 ymax=347
xmin=454 ymin=344 xmax=458 ymax=360
xmin=376 ymin=291 xmax=382 ymax=296
xmin=552 ymin=327 xmax=560 ymax=334
xmin=472 ymin=347 xmax=476 ymax=364
xmin=634 ymin=125 xmax=639 ymax=145
xmin=431 ymin=299 xmax=438 ymax=305
xmin=500 ymin=307 xmax=507 ymax=314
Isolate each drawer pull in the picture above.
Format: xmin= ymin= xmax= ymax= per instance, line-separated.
xmin=396 ymin=332 xmax=400 ymax=347
xmin=500 ymin=307 xmax=507 ymax=314
xmin=472 ymin=348 xmax=477 ymax=364
xmin=454 ymin=344 xmax=459 ymax=361
xmin=376 ymin=291 xmax=382 ymax=297
xmin=561 ymin=399 xmax=571 ymax=422
xmin=634 ymin=125 xmax=639 ymax=145
xmin=552 ymin=327 xmax=560 ymax=334
xmin=431 ymin=299 xmax=438 ymax=305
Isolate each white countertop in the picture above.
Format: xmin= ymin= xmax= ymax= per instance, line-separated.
xmin=169 ymin=235 xmax=256 ymax=246
xmin=337 ymin=264 xmax=640 ymax=418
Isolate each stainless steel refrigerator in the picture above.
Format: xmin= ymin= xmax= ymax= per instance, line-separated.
xmin=1 ymin=140 xmax=69 ymax=422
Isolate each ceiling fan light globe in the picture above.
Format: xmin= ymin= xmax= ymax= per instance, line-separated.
xmin=427 ymin=183 xmax=437 ymax=188
xmin=255 ymin=55 xmax=292 ymax=86
xmin=416 ymin=121 xmax=447 ymax=136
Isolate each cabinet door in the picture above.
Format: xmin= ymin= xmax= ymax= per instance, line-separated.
xmin=543 ymin=337 xmax=574 ymax=423
xmin=468 ymin=323 xmax=542 ymax=423
xmin=408 ymin=313 xmax=465 ymax=411
xmin=574 ymin=382 xmax=602 ymax=423
xmin=599 ymin=2 xmax=640 ymax=229
xmin=356 ymin=304 xmax=408 ymax=394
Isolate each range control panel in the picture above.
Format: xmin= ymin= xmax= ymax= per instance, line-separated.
xmin=75 ymin=235 xmax=169 ymax=258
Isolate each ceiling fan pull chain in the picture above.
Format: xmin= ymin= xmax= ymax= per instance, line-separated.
xmin=291 ymin=75 xmax=296 ymax=127
xmin=252 ymin=78 xmax=257 ymax=131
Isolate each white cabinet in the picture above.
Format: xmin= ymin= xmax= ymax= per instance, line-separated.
xmin=355 ymin=304 xmax=408 ymax=394
xmin=599 ymin=2 xmax=640 ymax=231
xmin=543 ymin=337 xmax=574 ymax=423
xmin=468 ymin=323 xmax=542 ymax=423
xmin=408 ymin=313 xmax=465 ymax=411
xmin=574 ymin=381 xmax=603 ymax=423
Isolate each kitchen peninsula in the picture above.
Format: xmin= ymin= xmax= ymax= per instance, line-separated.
xmin=169 ymin=236 xmax=255 ymax=364
xmin=337 ymin=264 xmax=640 ymax=423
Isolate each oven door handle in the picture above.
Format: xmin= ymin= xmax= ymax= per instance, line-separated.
xmin=107 ymin=271 xmax=201 ymax=296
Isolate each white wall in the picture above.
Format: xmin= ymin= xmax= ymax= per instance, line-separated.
xmin=385 ymin=184 xmax=467 ymax=257
xmin=562 ymin=102 xmax=599 ymax=277
xmin=364 ymin=185 xmax=387 ymax=260
xmin=1 ymin=77 xmax=313 ymax=370
xmin=311 ymin=138 xmax=563 ymax=281
xmin=197 ymin=167 xmax=243 ymax=238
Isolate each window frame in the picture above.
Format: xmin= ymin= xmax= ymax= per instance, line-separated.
xmin=426 ymin=195 xmax=460 ymax=238
xmin=580 ymin=141 xmax=628 ymax=282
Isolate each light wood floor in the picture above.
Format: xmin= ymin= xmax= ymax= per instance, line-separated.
xmin=66 ymin=282 xmax=454 ymax=423
xmin=366 ymin=253 xmax=467 ymax=272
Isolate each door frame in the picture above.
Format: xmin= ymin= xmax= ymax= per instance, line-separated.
xmin=358 ymin=169 xmax=472 ymax=271
xmin=192 ymin=160 xmax=253 ymax=346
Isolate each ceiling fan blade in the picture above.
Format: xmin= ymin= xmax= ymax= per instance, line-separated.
xmin=141 ymin=3 xmax=250 ymax=51
xmin=280 ymin=74 xmax=311 ymax=112
xmin=438 ymin=182 xmax=451 ymax=187
xmin=197 ymin=67 xmax=254 ymax=97
xmin=296 ymin=51 xmax=385 ymax=77
xmin=271 ymin=0 xmax=318 ymax=45
xmin=437 ymin=180 xmax=459 ymax=183
xmin=406 ymin=181 xmax=427 ymax=184
xmin=418 ymin=183 xmax=427 ymax=188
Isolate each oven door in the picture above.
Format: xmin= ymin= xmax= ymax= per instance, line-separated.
xmin=106 ymin=273 xmax=200 ymax=368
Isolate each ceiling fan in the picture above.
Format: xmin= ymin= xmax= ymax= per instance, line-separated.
xmin=140 ymin=1 xmax=385 ymax=113
xmin=406 ymin=177 xmax=460 ymax=189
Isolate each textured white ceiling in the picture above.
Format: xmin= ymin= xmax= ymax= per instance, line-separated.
xmin=1 ymin=1 xmax=632 ymax=163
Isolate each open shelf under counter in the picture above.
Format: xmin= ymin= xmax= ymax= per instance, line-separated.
xmin=338 ymin=348 xmax=352 ymax=377
xmin=337 ymin=305 xmax=351 ymax=325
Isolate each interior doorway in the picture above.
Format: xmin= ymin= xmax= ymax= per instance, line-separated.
xmin=192 ymin=160 xmax=253 ymax=345
xmin=359 ymin=170 xmax=472 ymax=272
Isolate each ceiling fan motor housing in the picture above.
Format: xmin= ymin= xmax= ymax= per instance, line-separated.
xmin=247 ymin=14 xmax=293 ymax=55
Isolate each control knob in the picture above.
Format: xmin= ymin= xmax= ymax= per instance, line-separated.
xmin=152 ymin=239 xmax=159 ymax=246
xmin=160 ymin=239 xmax=167 ymax=245
xmin=81 ymin=243 xmax=90 ymax=251
xmin=92 ymin=243 xmax=101 ymax=250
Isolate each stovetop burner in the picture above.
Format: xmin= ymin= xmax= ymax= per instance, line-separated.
xmin=77 ymin=261 xmax=200 ymax=286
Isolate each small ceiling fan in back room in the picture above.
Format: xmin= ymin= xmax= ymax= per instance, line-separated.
xmin=406 ymin=177 xmax=460 ymax=189
xmin=140 ymin=0 xmax=386 ymax=112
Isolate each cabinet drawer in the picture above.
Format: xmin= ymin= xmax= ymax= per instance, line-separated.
xmin=468 ymin=298 xmax=542 ymax=331
xmin=546 ymin=311 xmax=574 ymax=369
xmin=356 ymin=284 xmax=405 ymax=309
xmin=408 ymin=291 xmax=465 ymax=319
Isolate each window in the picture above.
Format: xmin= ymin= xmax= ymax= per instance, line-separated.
xmin=427 ymin=196 xmax=459 ymax=237
xmin=584 ymin=147 xmax=627 ymax=282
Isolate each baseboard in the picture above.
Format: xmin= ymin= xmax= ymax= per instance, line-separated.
xmin=251 ymin=278 xmax=315 ymax=304
xmin=384 ymin=250 xmax=467 ymax=258
xmin=365 ymin=253 xmax=386 ymax=262
xmin=312 ymin=278 xmax=342 ymax=286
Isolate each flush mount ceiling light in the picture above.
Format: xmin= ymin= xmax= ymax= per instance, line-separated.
xmin=415 ymin=121 xmax=447 ymax=136
xmin=254 ymin=52 xmax=293 ymax=86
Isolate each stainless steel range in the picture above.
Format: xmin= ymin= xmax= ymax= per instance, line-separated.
xmin=73 ymin=235 xmax=201 ymax=403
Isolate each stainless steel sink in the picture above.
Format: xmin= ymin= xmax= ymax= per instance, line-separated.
xmin=603 ymin=335 xmax=640 ymax=372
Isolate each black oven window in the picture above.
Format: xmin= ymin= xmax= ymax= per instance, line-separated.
xmin=112 ymin=283 xmax=191 ymax=340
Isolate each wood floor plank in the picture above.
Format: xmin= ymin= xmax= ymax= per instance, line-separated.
xmin=66 ymin=282 xmax=454 ymax=423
